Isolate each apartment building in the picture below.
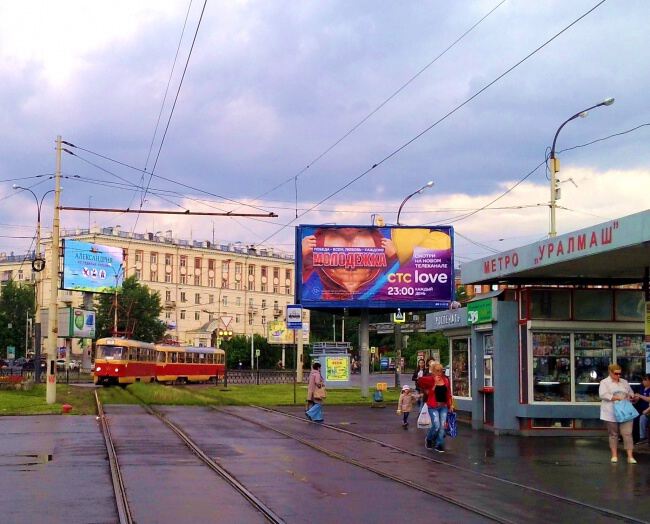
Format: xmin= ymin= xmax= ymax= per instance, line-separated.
xmin=0 ymin=226 xmax=302 ymax=349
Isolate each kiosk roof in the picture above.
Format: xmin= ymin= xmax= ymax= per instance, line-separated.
xmin=461 ymin=209 xmax=650 ymax=286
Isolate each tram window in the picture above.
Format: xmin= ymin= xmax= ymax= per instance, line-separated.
xmin=171 ymin=352 xmax=178 ymax=363
xmin=199 ymin=354 xmax=206 ymax=364
xmin=157 ymin=352 xmax=166 ymax=363
xmin=178 ymin=352 xmax=185 ymax=364
xmin=207 ymin=354 xmax=213 ymax=364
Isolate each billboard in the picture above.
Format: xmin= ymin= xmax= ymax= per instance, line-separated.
xmin=62 ymin=239 xmax=124 ymax=293
xmin=267 ymin=320 xmax=310 ymax=345
xmin=58 ymin=308 xmax=96 ymax=338
xmin=296 ymin=225 xmax=454 ymax=309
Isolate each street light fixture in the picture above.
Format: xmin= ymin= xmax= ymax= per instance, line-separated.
xmin=548 ymin=97 xmax=614 ymax=237
xmin=396 ymin=180 xmax=434 ymax=225
xmin=13 ymin=185 xmax=55 ymax=382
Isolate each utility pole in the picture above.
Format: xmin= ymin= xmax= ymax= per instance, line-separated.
xmin=46 ymin=136 xmax=62 ymax=404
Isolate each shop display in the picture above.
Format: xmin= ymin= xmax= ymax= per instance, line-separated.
xmin=574 ymin=333 xmax=612 ymax=402
xmin=451 ymin=338 xmax=470 ymax=398
xmin=615 ymin=334 xmax=644 ymax=385
xmin=532 ymin=333 xmax=571 ymax=402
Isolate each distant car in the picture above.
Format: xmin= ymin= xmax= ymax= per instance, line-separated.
xmin=22 ymin=358 xmax=46 ymax=371
xmin=68 ymin=360 xmax=80 ymax=371
xmin=56 ymin=359 xmax=67 ymax=370
xmin=0 ymin=359 xmax=7 ymax=369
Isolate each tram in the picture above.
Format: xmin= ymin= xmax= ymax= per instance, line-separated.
xmin=94 ymin=338 xmax=157 ymax=386
xmin=93 ymin=338 xmax=225 ymax=386
xmin=155 ymin=344 xmax=225 ymax=384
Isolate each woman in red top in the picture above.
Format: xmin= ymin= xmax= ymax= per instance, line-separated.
xmin=417 ymin=362 xmax=453 ymax=452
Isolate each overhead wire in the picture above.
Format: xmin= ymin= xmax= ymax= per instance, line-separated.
xmin=253 ymin=0 xmax=609 ymax=248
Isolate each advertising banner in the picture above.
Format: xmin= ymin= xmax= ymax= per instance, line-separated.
xmin=267 ymin=320 xmax=310 ymax=345
xmin=296 ymin=225 xmax=454 ymax=309
xmin=58 ymin=308 xmax=96 ymax=339
xmin=62 ymin=240 xmax=124 ymax=294
xmin=325 ymin=356 xmax=349 ymax=382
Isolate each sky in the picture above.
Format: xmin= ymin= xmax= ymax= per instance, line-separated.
xmin=0 ymin=0 xmax=648 ymax=265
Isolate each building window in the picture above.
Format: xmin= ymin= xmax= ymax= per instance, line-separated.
xmin=151 ymin=253 xmax=158 ymax=264
xmin=236 ymin=296 xmax=241 ymax=306
xmin=135 ymin=250 xmax=143 ymax=262
xmin=151 ymin=270 xmax=158 ymax=282
xmin=261 ymin=299 xmax=267 ymax=309
xmin=285 ymin=269 xmax=291 ymax=281
xmin=165 ymin=312 xmax=171 ymax=319
xmin=248 ymin=313 xmax=253 ymax=325
xmin=248 ymin=265 xmax=255 ymax=276
xmin=180 ymin=256 xmax=187 ymax=268
xmin=194 ymin=311 xmax=200 ymax=321
xmin=222 ymin=296 xmax=228 ymax=306
xmin=194 ymin=293 xmax=200 ymax=305
xmin=165 ymin=273 xmax=172 ymax=283
xmin=194 ymin=275 xmax=201 ymax=286
xmin=261 ymin=316 xmax=266 ymax=325
xmin=135 ymin=269 xmax=141 ymax=280
xmin=194 ymin=257 xmax=201 ymax=269
xmin=273 ymin=285 xmax=279 ymax=293
xmin=180 ymin=292 xmax=187 ymax=302
xmin=165 ymin=254 xmax=173 ymax=266
xmin=249 ymin=298 xmax=254 ymax=308
xmin=180 ymin=275 xmax=187 ymax=284
xmin=208 ymin=294 xmax=214 ymax=304
xmin=208 ymin=277 xmax=215 ymax=287
xmin=261 ymin=283 xmax=267 ymax=292
xmin=208 ymin=259 xmax=215 ymax=270
xmin=17 ymin=270 xmax=24 ymax=281
xmin=180 ymin=310 xmax=186 ymax=320
xmin=234 ymin=281 xmax=242 ymax=290
xmin=261 ymin=266 xmax=268 ymax=278
xmin=236 ymin=314 xmax=241 ymax=324
xmin=273 ymin=267 xmax=280 ymax=279
xmin=165 ymin=291 xmax=171 ymax=301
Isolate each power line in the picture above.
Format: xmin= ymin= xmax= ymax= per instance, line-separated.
xmin=253 ymin=0 xmax=608 ymax=248
xmin=240 ymin=0 xmax=508 ymax=208
xmin=557 ymin=123 xmax=650 ymax=154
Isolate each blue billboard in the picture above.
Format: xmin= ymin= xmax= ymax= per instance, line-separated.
xmin=62 ymin=239 xmax=124 ymax=294
xmin=296 ymin=225 xmax=455 ymax=310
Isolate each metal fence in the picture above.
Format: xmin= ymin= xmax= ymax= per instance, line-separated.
xmin=0 ymin=368 xmax=94 ymax=384
xmin=224 ymin=369 xmax=310 ymax=385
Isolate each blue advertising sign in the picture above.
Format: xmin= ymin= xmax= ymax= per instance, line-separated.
xmin=62 ymin=240 xmax=124 ymax=294
xmin=286 ymin=304 xmax=303 ymax=329
xmin=296 ymin=225 xmax=454 ymax=310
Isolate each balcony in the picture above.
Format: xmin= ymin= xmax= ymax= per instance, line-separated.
xmin=164 ymin=301 xmax=176 ymax=309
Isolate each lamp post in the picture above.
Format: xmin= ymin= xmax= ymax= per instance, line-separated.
xmin=548 ymin=97 xmax=614 ymax=237
xmin=392 ymin=181 xmax=434 ymax=388
xmin=13 ymin=186 xmax=55 ymax=383
xmin=396 ymin=180 xmax=433 ymax=226
xmin=108 ymin=263 xmax=123 ymax=336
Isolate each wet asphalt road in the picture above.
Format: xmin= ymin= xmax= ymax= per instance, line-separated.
xmin=1 ymin=405 xmax=649 ymax=523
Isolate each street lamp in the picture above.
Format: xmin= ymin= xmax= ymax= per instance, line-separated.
xmin=548 ymin=97 xmax=614 ymax=237
xmin=13 ymin=185 xmax=55 ymax=382
xmin=396 ymin=180 xmax=433 ymax=226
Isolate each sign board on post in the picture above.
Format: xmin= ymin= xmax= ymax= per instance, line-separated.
xmin=267 ymin=320 xmax=310 ymax=344
xmin=286 ymin=305 xmax=303 ymax=329
xmin=325 ymin=356 xmax=349 ymax=382
xmin=7 ymin=346 xmax=15 ymax=360
xmin=467 ymin=298 xmax=494 ymax=325
xmin=57 ymin=308 xmax=96 ymax=338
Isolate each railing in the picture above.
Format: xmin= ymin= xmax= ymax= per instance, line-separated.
xmin=224 ymin=369 xmax=310 ymax=385
xmin=0 ymin=368 xmax=94 ymax=384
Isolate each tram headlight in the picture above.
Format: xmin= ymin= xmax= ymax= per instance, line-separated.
xmin=115 ymin=368 xmax=119 ymax=373
xmin=95 ymin=366 xmax=101 ymax=372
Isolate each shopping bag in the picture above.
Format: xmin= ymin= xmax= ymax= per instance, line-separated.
xmin=306 ymin=402 xmax=324 ymax=422
xmin=614 ymin=399 xmax=638 ymax=423
xmin=417 ymin=404 xmax=431 ymax=429
xmin=313 ymin=385 xmax=327 ymax=400
xmin=445 ymin=411 xmax=458 ymax=438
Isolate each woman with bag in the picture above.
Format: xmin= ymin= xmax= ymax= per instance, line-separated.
xmin=306 ymin=362 xmax=325 ymax=422
xmin=417 ymin=362 xmax=453 ymax=452
xmin=599 ymin=363 xmax=637 ymax=464
xmin=411 ymin=358 xmax=429 ymax=408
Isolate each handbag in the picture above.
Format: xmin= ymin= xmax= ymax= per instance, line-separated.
xmin=445 ymin=411 xmax=458 ymax=438
xmin=614 ymin=399 xmax=638 ymax=423
xmin=313 ymin=384 xmax=327 ymax=400
xmin=417 ymin=404 xmax=432 ymax=429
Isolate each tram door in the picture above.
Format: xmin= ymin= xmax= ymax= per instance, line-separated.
xmin=483 ymin=333 xmax=495 ymax=425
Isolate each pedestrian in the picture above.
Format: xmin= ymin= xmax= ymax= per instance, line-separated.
xmin=411 ymin=358 xmax=428 ymax=407
xmin=306 ymin=362 xmax=325 ymax=422
xmin=599 ymin=364 xmax=637 ymax=464
xmin=396 ymin=384 xmax=417 ymax=428
xmin=633 ymin=374 xmax=650 ymax=445
xmin=418 ymin=362 xmax=453 ymax=453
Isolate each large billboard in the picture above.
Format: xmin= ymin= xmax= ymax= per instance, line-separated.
xmin=267 ymin=320 xmax=310 ymax=344
xmin=296 ymin=225 xmax=454 ymax=309
xmin=58 ymin=307 xmax=96 ymax=338
xmin=62 ymin=239 xmax=124 ymax=293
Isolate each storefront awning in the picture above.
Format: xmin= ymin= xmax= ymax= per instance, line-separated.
xmin=461 ymin=209 xmax=650 ymax=285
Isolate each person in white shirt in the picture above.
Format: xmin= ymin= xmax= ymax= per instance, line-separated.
xmin=599 ymin=363 xmax=636 ymax=464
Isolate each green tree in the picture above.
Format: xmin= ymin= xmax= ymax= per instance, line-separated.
xmin=0 ymin=280 xmax=35 ymax=358
xmin=220 ymin=334 xmax=283 ymax=369
xmin=95 ymin=276 xmax=167 ymax=342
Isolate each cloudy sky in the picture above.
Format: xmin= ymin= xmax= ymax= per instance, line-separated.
xmin=0 ymin=0 xmax=648 ymax=264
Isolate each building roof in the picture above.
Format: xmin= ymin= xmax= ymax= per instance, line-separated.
xmin=461 ymin=209 xmax=650 ymax=285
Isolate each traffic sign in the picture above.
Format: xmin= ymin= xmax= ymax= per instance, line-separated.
xmin=370 ymin=347 xmax=377 ymax=354
xmin=286 ymin=304 xmax=303 ymax=329
xmin=392 ymin=308 xmax=406 ymax=324
xmin=255 ymin=349 xmax=261 ymax=357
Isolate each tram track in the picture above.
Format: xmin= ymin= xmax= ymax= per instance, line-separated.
xmin=94 ymin=390 xmax=134 ymax=524
xmin=232 ymin=404 xmax=643 ymax=524
xmin=95 ymin=389 xmax=284 ymax=524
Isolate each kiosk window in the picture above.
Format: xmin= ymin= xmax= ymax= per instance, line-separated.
xmin=530 ymin=290 xmax=571 ymax=320
xmin=532 ymin=333 xmax=570 ymax=402
xmin=451 ymin=338 xmax=471 ymax=398
xmin=574 ymin=333 xmax=612 ymax=402
xmin=574 ymin=290 xmax=613 ymax=321
xmin=616 ymin=334 xmax=644 ymax=385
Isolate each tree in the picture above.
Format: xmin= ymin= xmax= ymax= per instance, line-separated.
xmin=220 ymin=334 xmax=282 ymax=369
xmin=95 ymin=276 xmax=167 ymax=342
xmin=0 ymin=280 xmax=35 ymax=358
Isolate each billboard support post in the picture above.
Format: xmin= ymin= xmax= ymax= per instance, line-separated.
xmin=394 ymin=322 xmax=402 ymax=389
xmin=360 ymin=308 xmax=369 ymax=397
xmin=296 ymin=328 xmax=303 ymax=383
xmin=46 ymin=135 xmax=62 ymax=405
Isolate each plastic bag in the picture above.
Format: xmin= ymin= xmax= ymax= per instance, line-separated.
xmin=306 ymin=402 xmax=324 ymax=422
xmin=614 ymin=399 xmax=638 ymax=423
xmin=445 ymin=411 xmax=458 ymax=438
xmin=417 ymin=404 xmax=432 ymax=429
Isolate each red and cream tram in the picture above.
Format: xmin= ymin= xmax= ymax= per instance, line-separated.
xmin=155 ymin=344 xmax=224 ymax=384
xmin=93 ymin=338 xmax=225 ymax=386
xmin=94 ymin=338 xmax=157 ymax=386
